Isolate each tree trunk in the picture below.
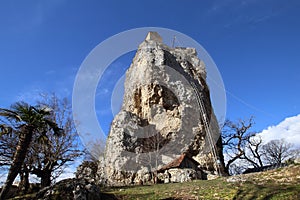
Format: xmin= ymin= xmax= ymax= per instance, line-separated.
xmin=31 ymin=163 xmax=55 ymax=188
xmin=0 ymin=126 xmax=33 ymax=200
xmin=41 ymin=171 xmax=51 ymax=188
xmin=19 ymin=165 xmax=30 ymax=195
xmin=216 ymin=137 xmax=227 ymax=176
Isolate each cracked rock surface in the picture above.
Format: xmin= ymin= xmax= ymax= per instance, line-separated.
xmin=100 ymin=32 xmax=224 ymax=186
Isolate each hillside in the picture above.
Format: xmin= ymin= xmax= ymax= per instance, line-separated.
xmin=5 ymin=164 xmax=300 ymax=199
xmin=103 ymin=164 xmax=300 ymax=200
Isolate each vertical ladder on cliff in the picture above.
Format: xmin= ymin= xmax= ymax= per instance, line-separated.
xmin=172 ymin=36 xmax=176 ymax=48
xmin=191 ymin=82 xmax=222 ymax=176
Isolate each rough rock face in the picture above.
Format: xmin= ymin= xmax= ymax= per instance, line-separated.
xmin=100 ymin=32 xmax=225 ymax=186
xmin=75 ymin=161 xmax=99 ymax=184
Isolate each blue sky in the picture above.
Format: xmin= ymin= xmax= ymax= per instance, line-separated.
xmin=1 ymin=0 xmax=300 ymax=148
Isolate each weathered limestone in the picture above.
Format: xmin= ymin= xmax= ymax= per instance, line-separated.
xmin=99 ymin=32 xmax=225 ymax=186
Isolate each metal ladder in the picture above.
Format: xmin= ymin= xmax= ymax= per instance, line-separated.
xmin=191 ymin=82 xmax=221 ymax=176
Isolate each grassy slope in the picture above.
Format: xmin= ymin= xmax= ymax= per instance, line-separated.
xmin=103 ymin=164 xmax=300 ymax=200
xmin=7 ymin=164 xmax=300 ymax=200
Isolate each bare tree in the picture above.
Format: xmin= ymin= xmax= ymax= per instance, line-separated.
xmin=28 ymin=93 xmax=83 ymax=187
xmin=228 ymin=162 xmax=248 ymax=175
xmin=263 ymin=139 xmax=296 ymax=165
xmin=133 ymin=126 xmax=164 ymax=184
xmin=0 ymin=133 xmax=16 ymax=167
xmin=0 ymin=94 xmax=83 ymax=194
xmin=222 ymin=117 xmax=264 ymax=174
xmin=83 ymin=139 xmax=106 ymax=162
xmin=247 ymin=135 xmax=264 ymax=167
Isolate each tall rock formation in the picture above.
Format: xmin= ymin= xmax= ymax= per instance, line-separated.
xmin=100 ymin=32 xmax=225 ymax=186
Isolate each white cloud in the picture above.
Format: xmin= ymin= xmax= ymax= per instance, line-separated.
xmin=55 ymin=168 xmax=75 ymax=182
xmin=257 ymin=114 xmax=300 ymax=147
xmin=54 ymin=158 xmax=83 ymax=182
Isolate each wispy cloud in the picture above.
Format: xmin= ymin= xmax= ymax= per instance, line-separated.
xmin=13 ymin=65 xmax=76 ymax=105
xmin=45 ymin=70 xmax=56 ymax=75
xmin=15 ymin=87 xmax=45 ymax=104
xmin=206 ymin=0 xmax=238 ymax=14
xmin=96 ymin=88 xmax=110 ymax=96
xmin=205 ymin=0 xmax=298 ymax=29
xmin=29 ymin=0 xmax=68 ymax=27
xmin=6 ymin=0 xmax=68 ymax=33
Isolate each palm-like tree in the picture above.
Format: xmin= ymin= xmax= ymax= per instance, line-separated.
xmin=0 ymin=102 xmax=62 ymax=199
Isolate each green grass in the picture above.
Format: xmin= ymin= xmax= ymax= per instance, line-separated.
xmin=8 ymin=165 xmax=300 ymax=200
xmin=103 ymin=165 xmax=300 ymax=200
xmin=102 ymin=179 xmax=300 ymax=200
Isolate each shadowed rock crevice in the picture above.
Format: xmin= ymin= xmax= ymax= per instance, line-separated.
xmin=123 ymin=130 xmax=173 ymax=153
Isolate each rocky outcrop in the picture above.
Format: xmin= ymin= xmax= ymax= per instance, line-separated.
xmin=36 ymin=161 xmax=102 ymax=200
xmin=75 ymin=161 xmax=99 ymax=184
xmin=35 ymin=178 xmax=102 ymax=200
xmin=100 ymin=32 xmax=225 ymax=186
